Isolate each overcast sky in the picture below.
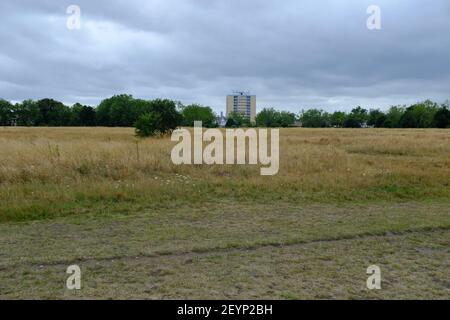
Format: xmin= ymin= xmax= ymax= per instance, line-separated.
xmin=1 ymin=0 xmax=450 ymax=113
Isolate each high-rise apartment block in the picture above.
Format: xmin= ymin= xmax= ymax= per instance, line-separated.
xmin=226 ymin=91 xmax=256 ymax=122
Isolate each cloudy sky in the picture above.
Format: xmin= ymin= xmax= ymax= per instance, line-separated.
xmin=1 ymin=0 xmax=450 ymax=113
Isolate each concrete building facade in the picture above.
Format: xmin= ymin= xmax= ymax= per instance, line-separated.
xmin=226 ymin=91 xmax=256 ymax=122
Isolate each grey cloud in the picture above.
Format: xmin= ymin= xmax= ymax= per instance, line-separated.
xmin=1 ymin=0 xmax=450 ymax=113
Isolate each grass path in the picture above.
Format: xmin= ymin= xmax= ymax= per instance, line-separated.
xmin=1 ymin=200 xmax=449 ymax=299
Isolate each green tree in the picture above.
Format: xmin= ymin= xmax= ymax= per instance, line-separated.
xmin=344 ymin=106 xmax=368 ymax=128
xmin=225 ymin=112 xmax=251 ymax=128
xmin=71 ymin=103 xmax=96 ymax=126
xmin=278 ymin=111 xmax=296 ymax=127
xmin=330 ymin=111 xmax=346 ymax=128
xmin=299 ymin=109 xmax=330 ymax=127
xmin=400 ymin=101 xmax=438 ymax=128
xmin=96 ymin=94 xmax=139 ymax=127
xmin=79 ymin=106 xmax=97 ymax=126
xmin=256 ymin=108 xmax=280 ymax=127
xmin=134 ymin=99 xmax=182 ymax=136
xmin=135 ymin=113 xmax=161 ymax=137
xmin=368 ymin=109 xmax=387 ymax=127
xmin=256 ymin=109 xmax=296 ymax=128
xmin=11 ymin=100 xmax=41 ymax=126
xmin=0 ymin=99 xmax=14 ymax=126
xmin=383 ymin=106 xmax=405 ymax=128
xmin=36 ymin=99 xmax=71 ymax=126
xmin=70 ymin=103 xmax=84 ymax=126
xmin=147 ymin=99 xmax=183 ymax=133
xmin=434 ymin=106 xmax=450 ymax=128
xmin=181 ymin=104 xmax=216 ymax=127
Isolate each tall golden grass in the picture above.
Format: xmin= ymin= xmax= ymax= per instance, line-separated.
xmin=0 ymin=127 xmax=449 ymax=221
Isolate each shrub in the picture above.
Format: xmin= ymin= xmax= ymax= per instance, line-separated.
xmin=135 ymin=113 xmax=161 ymax=137
xmin=135 ymin=99 xmax=182 ymax=137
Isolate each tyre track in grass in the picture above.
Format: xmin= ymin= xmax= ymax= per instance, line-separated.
xmin=1 ymin=224 xmax=448 ymax=271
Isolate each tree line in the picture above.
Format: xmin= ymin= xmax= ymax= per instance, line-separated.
xmin=299 ymin=101 xmax=450 ymax=128
xmin=1 ymin=96 xmax=449 ymax=133
xmin=0 ymin=95 xmax=216 ymax=129
xmin=0 ymin=95 xmax=174 ymax=127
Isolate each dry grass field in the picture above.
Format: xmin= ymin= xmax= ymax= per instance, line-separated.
xmin=0 ymin=127 xmax=449 ymax=299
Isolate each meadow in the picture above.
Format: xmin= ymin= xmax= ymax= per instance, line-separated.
xmin=0 ymin=127 xmax=449 ymax=299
